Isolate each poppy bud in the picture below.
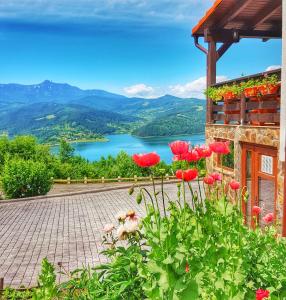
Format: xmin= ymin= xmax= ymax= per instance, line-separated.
xmin=136 ymin=193 xmax=142 ymax=204
xmin=128 ymin=186 xmax=134 ymax=195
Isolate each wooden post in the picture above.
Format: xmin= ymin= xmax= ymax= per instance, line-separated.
xmin=118 ymin=176 xmax=121 ymax=182
xmin=101 ymin=177 xmax=105 ymax=183
xmin=0 ymin=278 xmax=4 ymax=290
xmin=206 ymin=39 xmax=217 ymax=124
xmin=240 ymin=94 xmax=246 ymax=125
xmin=67 ymin=177 xmax=71 ymax=184
xmin=84 ymin=177 xmax=87 ymax=184
xmin=134 ymin=175 xmax=137 ymax=182
xmin=166 ymin=174 xmax=170 ymax=181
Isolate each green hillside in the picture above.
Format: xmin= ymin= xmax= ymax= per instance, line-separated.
xmin=0 ymin=81 xmax=206 ymax=142
xmin=0 ymin=102 xmax=138 ymax=143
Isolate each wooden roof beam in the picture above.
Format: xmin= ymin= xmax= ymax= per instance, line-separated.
xmin=254 ymin=5 xmax=282 ymax=29
xmin=199 ymin=28 xmax=281 ymax=42
xmin=249 ymin=0 xmax=282 ymax=29
xmin=215 ymin=0 xmax=253 ymax=29
xmin=217 ymin=42 xmax=233 ymax=61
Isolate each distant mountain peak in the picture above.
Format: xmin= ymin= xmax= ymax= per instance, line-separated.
xmin=40 ymin=80 xmax=54 ymax=85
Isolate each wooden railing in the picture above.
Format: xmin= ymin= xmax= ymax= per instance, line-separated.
xmin=210 ymin=69 xmax=281 ymax=126
xmin=53 ymin=175 xmax=177 ymax=184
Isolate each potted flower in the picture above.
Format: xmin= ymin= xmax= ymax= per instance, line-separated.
xmin=204 ymin=86 xmax=224 ymax=102
xmin=257 ymin=75 xmax=280 ymax=96
xmin=222 ymin=84 xmax=242 ymax=103
xmin=243 ymin=79 xmax=259 ymax=99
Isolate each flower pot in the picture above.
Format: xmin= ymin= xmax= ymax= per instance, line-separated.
xmin=223 ymin=91 xmax=238 ymax=103
xmin=244 ymin=87 xmax=258 ymax=98
xmin=257 ymin=83 xmax=280 ymax=96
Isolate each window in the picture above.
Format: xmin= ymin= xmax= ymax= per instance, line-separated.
xmin=217 ymin=140 xmax=234 ymax=169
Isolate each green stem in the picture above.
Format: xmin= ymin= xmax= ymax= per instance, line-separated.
xmin=187 ymin=182 xmax=195 ymax=211
xmin=151 ymin=174 xmax=160 ymax=213
xmin=161 ymin=174 xmax=167 ymax=217
xmin=196 ymin=162 xmax=203 ymax=204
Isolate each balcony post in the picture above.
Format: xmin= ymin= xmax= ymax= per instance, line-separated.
xmin=240 ymin=94 xmax=246 ymax=125
xmin=206 ymin=39 xmax=217 ymax=123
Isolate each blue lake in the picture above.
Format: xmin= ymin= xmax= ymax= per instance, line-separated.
xmin=53 ymin=134 xmax=205 ymax=164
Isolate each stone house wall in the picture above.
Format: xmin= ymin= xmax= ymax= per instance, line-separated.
xmin=205 ymin=124 xmax=284 ymax=218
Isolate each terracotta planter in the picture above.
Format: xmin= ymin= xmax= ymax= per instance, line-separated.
xmin=257 ymin=83 xmax=280 ymax=96
xmin=244 ymin=86 xmax=259 ymax=98
xmin=223 ymin=91 xmax=238 ymax=102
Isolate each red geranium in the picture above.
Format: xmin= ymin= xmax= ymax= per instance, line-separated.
xmin=256 ymin=289 xmax=270 ymax=300
xmin=229 ymin=180 xmax=240 ymax=190
xmin=210 ymin=172 xmax=222 ymax=181
xmin=176 ymin=169 xmax=198 ymax=182
xmin=262 ymin=213 xmax=274 ymax=224
xmin=203 ymin=175 xmax=215 ymax=185
xmin=132 ymin=152 xmax=160 ymax=167
xmin=209 ymin=141 xmax=230 ymax=155
xmin=252 ymin=206 xmax=262 ymax=215
xmin=169 ymin=140 xmax=189 ymax=155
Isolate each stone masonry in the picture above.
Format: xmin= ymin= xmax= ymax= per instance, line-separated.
xmin=205 ymin=124 xmax=283 ymax=220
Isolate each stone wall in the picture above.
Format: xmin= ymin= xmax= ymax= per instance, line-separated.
xmin=205 ymin=124 xmax=283 ymax=219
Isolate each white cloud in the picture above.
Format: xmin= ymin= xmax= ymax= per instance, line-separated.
xmin=169 ymin=76 xmax=228 ymax=98
xmin=124 ymin=83 xmax=158 ymax=98
xmin=265 ymin=65 xmax=281 ymax=72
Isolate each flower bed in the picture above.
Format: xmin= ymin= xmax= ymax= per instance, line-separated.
xmin=3 ymin=140 xmax=286 ymax=300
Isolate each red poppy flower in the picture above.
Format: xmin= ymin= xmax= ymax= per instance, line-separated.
xmin=185 ymin=149 xmax=200 ymax=162
xmin=195 ymin=145 xmax=212 ymax=158
xmin=169 ymin=140 xmax=189 ymax=155
xmin=229 ymin=180 xmax=240 ymax=190
xmin=256 ymin=289 xmax=270 ymax=300
xmin=185 ymin=262 xmax=189 ymax=273
xmin=262 ymin=213 xmax=274 ymax=224
xmin=203 ymin=175 xmax=215 ymax=185
xmin=132 ymin=152 xmax=160 ymax=167
xmin=176 ymin=169 xmax=183 ymax=179
xmin=210 ymin=172 xmax=222 ymax=181
xmin=176 ymin=169 xmax=198 ymax=182
xmin=252 ymin=206 xmax=262 ymax=215
xmin=209 ymin=141 xmax=230 ymax=155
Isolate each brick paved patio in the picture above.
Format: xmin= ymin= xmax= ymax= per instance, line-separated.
xmin=0 ymin=182 xmax=198 ymax=288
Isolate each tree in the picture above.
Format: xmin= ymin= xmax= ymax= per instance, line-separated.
xmin=59 ymin=139 xmax=74 ymax=163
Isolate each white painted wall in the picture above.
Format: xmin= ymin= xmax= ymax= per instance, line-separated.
xmin=280 ymin=1 xmax=286 ymax=161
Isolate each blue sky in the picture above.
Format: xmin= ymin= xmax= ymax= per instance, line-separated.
xmin=0 ymin=0 xmax=282 ymax=98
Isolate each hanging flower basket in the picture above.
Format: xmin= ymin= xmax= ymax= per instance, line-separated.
xmin=257 ymin=83 xmax=280 ymax=96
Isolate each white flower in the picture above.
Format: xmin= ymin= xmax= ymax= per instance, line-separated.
xmin=125 ymin=220 xmax=139 ymax=233
xmin=117 ymin=224 xmax=128 ymax=240
xmin=116 ymin=211 xmax=127 ymax=221
xmin=103 ymin=223 xmax=115 ymax=233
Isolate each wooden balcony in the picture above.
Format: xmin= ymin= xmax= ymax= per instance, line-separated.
xmin=210 ymin=69 xmax=281 ymax=126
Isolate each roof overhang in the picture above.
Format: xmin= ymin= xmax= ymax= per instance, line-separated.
xmin=192 ymin=0 xmax=282 ymax=42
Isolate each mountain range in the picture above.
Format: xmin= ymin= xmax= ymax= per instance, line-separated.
xmin=0 ymin=80 xmax=206 ymax=143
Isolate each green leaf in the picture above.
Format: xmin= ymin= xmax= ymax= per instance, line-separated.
xmin=179 ymin=280 xmax=199 ymax=300
xmin=162 ymin=255 xmax=174 ymax=265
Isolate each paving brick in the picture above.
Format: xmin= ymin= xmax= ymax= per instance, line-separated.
xmin=0 ymin=183 xmax=199 ymax=288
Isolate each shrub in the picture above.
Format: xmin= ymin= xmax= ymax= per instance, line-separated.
xmin=1 ymin=159 xmax=53 ymax=199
